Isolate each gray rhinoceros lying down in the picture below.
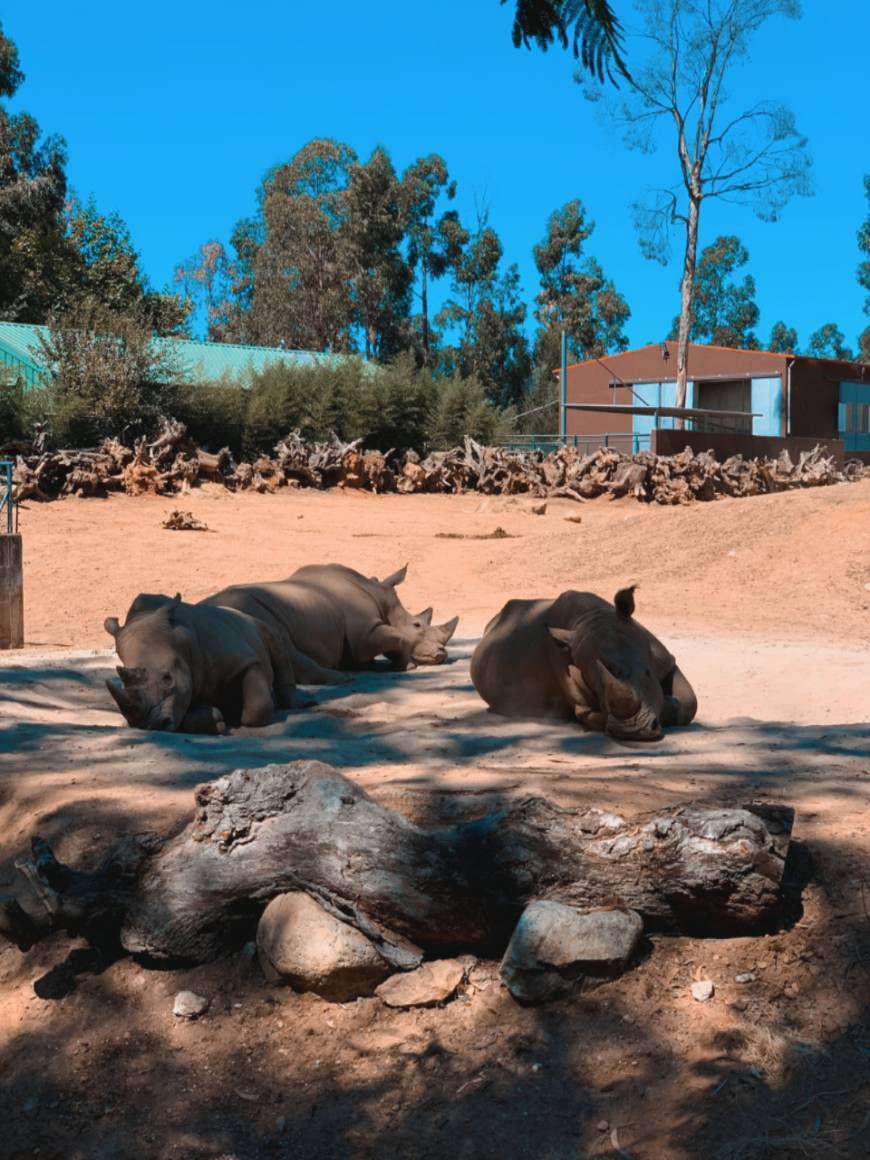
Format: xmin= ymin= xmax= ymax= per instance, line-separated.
xmin=105 ymin=593 xmax=295 ymax=733
xmin=202 ymin=563 xmax=459 ymax=680
xmin=470 ymin=587 xmax=697 ymax=742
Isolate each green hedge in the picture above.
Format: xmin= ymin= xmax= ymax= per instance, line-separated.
xmin=0 ymin=355 xmax=514 ymax=455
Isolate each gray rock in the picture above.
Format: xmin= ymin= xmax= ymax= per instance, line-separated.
xmin=691 ymin=979 xmax=715 ymax=1002
xmin=256 ymin=892 xmax=390 ymax=1001
xmin=734 ymin=971 xmax=756 ymax=984
xmin=499 ymin=900 xmax=644 ymax=1005
xmin=375 ymin=959 xmax=466 ymax=1007
xmin=173 ymin=990 xmax=209 ymax=1019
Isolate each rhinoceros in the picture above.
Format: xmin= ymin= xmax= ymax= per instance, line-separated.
xmin=470 ymin=586 xmax=696 ymax=741
xmin=202 ymin=563 xmax=459 ymax=679
xmin=104 ymin=593 xmax=296 ymax=733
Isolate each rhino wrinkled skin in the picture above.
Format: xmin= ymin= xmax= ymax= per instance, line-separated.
xmin=104 ymin=593 xmax=295 ymax=734
xmin=202 ymin=563 xmax=459 ymax=680
xmin=470 ymin=586 xmax=697 ymax=742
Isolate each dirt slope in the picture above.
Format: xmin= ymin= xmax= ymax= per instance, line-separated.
xmin=0 ymin=481 xmax=869 ymax=1160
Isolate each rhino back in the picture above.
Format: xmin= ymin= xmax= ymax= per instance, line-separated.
xmin=471 ymin=598 xmax=571 ymax=719
xmin=174 ymin=603 xmax=272 ymax=699
xmin=288 ymin=564 xmax=398 ymax=665
xmin=202 ymin=582 xmax=346 ymax=669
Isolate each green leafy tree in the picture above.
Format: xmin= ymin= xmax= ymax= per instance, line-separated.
xmin=592 ymin=0 xmax=812 ymax=417
xmin=0 ymin=22 xmax=69 ymax=322
xmin=39 ymin=297 xmax=181 ymax=444
xmin=806 ymin=323 xmax=853 ymax=361
xmin=436 ymin=211 xmax=531 ymax=406
xmin=667 ymin=236 xmax=759 ymax=348
xmin=174 ymin=240 xmax=239 ymax=340
xmin=505 ymin=0 xmax=627 ymax=80
xmin=399 ymin=155 xmax=455 ymax=363
xmin=343 ymin=147 xmax=412 ymax=360
xmin=768 ymin=321 xmax=798 ymax=353
xmin=248 ymin=139 xmax=356 ymax=351
xmin=525 ymin=199 xmax=629 ymax=433
xmin=64 ymin=198 xmax=189 ymax=334
xmin=858 ymin=175 xmax=870 ymax=363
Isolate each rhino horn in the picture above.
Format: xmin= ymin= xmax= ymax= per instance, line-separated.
xmin=596 ymin=659 xmax=640 ymax=716
xmin=416 ymin=608 xmax=434 ymax=626
xmin=614 ymin=586 xmax=637 ymax=619
xmin=547 ymin=626 xmax=573 ymax=650
xmin=105 ymin=678 xmax=135 ymax=717
xmin=433 ymin=615 xmax=459 ymax=644
xmin=381 ymin=564 xmax=408 ymax=588
xmin=104 ymin=616 xmax=121 ymax=638
xmin=116 ymin=665 xmax=148 ymax=687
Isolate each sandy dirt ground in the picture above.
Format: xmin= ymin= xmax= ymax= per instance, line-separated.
xmin=1 ymin=481 xmax=870 ymax=1159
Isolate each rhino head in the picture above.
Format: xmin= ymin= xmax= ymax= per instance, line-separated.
xmin=104 ymin=594 xmax=196 ymax=731
xmin=549 ymin=586 xmax=665 ymax=742
xmin=379 ymin=565 xmax=459 ymax=665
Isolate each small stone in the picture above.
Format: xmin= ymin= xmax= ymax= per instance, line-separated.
xmin=173 ymin=991 xmax=209 ymax=1019
xmin=734 ymin=972 xmax=756 ymax=984
xmin=530 ymin=1062 xmax=544 ymax=1073
xmin=375 ymin=959 xmax=466 ymax=1008
xmin=597 ymin=1120 xmax=610 ymax=1133
xmin=500 ymin=901 xmax=643 ymax=1005
xmin=691 ymin=980 xmax=714 ymax=1002
xmin=257 ymin=892 xmax=390 ymax=1001
xmin=563 ymin=514 xmax=583 ymax=524
xmin=530 ymin=502 xmax=547 ymax=515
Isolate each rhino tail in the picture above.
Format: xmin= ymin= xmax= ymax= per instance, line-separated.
xmin=614 ymin=585 xmax=637 ymax=619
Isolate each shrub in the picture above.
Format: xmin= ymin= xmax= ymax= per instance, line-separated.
xmin=168 ymin=377 xmax=248 ymax=457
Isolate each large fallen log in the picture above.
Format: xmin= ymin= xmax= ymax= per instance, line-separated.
xmin=0 ymin=761 xmax=795 ymax=964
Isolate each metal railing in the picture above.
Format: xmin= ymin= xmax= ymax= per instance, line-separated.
xmin=1 ymin=460 xmax=15 ymax=534
xmin=498 ymin=432 xmax=652 ymax=455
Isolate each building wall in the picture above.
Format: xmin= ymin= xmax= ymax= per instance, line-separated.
xmin=563 ymin=343 xmax=789 ymax=442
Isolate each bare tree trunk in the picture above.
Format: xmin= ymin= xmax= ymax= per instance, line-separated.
xmin=675 ymin=194 xmax=701 ymax=427
xmin=0 ymin=762 xmax=795 ymax=964
xmin=421 ymin=262 xmax=430 ymax=363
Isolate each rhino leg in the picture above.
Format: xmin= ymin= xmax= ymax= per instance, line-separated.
xmin=239 ymin=666 xmax=276 ymax=728
xmin=660 ymin=666 xmax=698 ymax=727
xmin=287 ymin=643 xmax=352 ymax=687
xmin=178 ymin=704 xmax=227 ymax=735
xmin=366 ymin=625 xmax=414 ymax=671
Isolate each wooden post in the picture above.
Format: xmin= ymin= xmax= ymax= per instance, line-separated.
xmin=0 ymin=534 xmax=24 ymax=649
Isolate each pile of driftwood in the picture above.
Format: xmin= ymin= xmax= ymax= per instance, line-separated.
xmin=4 ymin=419 xmax=866 ymax=505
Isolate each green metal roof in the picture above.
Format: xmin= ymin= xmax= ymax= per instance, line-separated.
xmin=0 ymin=321 xmax=344 ymax=389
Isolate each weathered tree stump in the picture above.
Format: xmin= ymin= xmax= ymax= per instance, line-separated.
xmin=0 ymin=761 xmax=794 ymax=964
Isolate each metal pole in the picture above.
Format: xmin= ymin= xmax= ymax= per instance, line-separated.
xmin=560 ymin=330 xmax=567 ymax=444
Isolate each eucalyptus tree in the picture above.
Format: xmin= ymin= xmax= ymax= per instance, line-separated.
xmin=0 ymin=22 xmax=68 ymax=321
xmin=667 ymin=235 xmax=759 ymax=348
xmin=588 ymin=0 xmax=812 ymax=415
xmin=767 ymin=320 xmax=798 ymax=354
xmin=399 ymin=155 xmax=455 ymax=363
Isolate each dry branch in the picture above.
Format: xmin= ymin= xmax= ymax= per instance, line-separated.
xmin=0 ymin=761 xmax=795 ymax=964
xmin=10 ymin=421 xmax=865 ymax=506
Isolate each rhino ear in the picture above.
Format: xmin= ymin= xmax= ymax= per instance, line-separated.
xmin=433 ymin=615 xmax=458 ymax=644
xmin=381 ymin=564 xmax=408 ymax=588
xmin=416 ymin=608 xmax=434 ymax=627
xmin=614 ymin=586 xmax=637 ymax=619
xmin=547 ymin=626 xmax=573 ymax=650
xmin=596 ymin=658 xmax=640 ymax=717
xmin=104 ymin=616 xmax=121 ymax=638
xmin=163 ymin=593 xmax=182 ymax=623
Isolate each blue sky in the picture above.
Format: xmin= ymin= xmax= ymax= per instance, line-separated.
xmin=4 ymin=0 xmax=869 ymax=350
